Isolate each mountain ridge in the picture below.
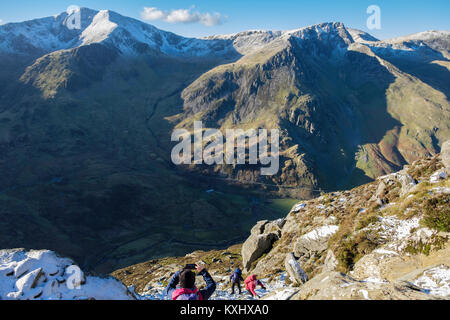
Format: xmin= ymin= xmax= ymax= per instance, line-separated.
xmin=2 ymin=8 xmax=448 ymax=59
xmin=0 ymin=8 xmax=449 ymax=273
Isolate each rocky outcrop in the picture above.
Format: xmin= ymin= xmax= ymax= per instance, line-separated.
xmin=374 ymin=169 xmax=417 ymax=201
xmin=241 ymin=218 xmax=286 ymax=272
xmin=0 ymin=249 xmax=136 ymax=300
xmin=284 ymin=253 xmax=308 ymax=285
xmin=242 ymin=233 xmax=278 ymax=272
xmin=352 ymin=244 xmax=450 ymax=282
xmin=243 ymin=153 xmax=449 ymax=299
xmin=293 ymin=225 xmax=339 ymax=258
xmin=250 ymin=218 xmax=286 ymax=237
xmin=290 ymin=271 xmax=441 ymax=300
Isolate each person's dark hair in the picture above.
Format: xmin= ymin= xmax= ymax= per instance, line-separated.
xmin=179 ymin=269 xmax=196 ymax=288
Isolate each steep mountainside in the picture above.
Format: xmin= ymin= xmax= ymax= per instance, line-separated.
xmin=113 ymin=142 xmax=450 ymax=300
xmin=179 ymin=23 xmax=450 ymax=192
xmin=0 ymin=8 xmax=449 ymax=273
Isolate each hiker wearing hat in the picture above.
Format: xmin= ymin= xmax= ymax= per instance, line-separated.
xmin=244 ymin=274 xmax=266 ymax=299
xmin=230 ymin=268 xmax=244 ymax=295
xmin=165 ymin=263 xmax=216 ymax=300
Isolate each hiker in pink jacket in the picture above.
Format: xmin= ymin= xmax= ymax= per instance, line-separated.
xmin=244 ymin=274 xmax=266 ymax=298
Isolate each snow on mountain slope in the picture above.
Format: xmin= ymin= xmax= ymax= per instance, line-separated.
xmin=0 ymin=10 xmax=359 ymax=59
xmin=0 ymin=8 xmax=239 ymax=58
xmin=1 ymin=7 xmax=448 ymax=61
xmin=364 ymin=30 xmax=450 ymax=60
xmin=347 ymin=28 xmax=380 ymax=43
xmin=77 ymin=10 xmax=233 ymax=57
xmin=386 ymin=30 xmax=450 ymax=44
xmin=204 ymin=30 xmax=284 ymax=55
xmin=282 ymin=22 xmax=354 ymax=55
xmin=0 ymin=8 xmax=98 ymax=55
xmin=0 ymin=249 xmax=136 ymax=300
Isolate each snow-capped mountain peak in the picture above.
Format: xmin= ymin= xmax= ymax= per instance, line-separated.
xmin=80 ymin=10 xmax=118 ymax=46
xmin=0 ymin=8 xmax=239 ymax=58
xmin=1 ymin=8 xmax=448 ymax=60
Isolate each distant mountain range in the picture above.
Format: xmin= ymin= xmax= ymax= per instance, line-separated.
xmin=0 ymin=8 xmax=448 ymax=272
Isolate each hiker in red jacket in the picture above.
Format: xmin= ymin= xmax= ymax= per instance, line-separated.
xmin=244 ymin=274 xmax=266 ymax=299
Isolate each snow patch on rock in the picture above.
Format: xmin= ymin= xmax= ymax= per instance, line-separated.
xmin=430 ymin=170 xmax=448 ymax=183
xmin=413 ymin=265 xmax=450 ymax=297
xmin=0 ymin=249 xmax=135 ymax=300
xmin=300 ymin=225 xmax=339 ymax=241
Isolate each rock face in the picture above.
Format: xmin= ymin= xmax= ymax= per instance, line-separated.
xmin=0 ymin=249 xmax=136 ymax=300
xmin=375 ymin=169 xmax=417 ymax=199
xmin=290 ymin=271 xmax=440 ymax=300
xmin=352 ymin=243 xmax=450 ymax=282
xmin=241 ymin=153 xmax=450 ymax=300
xmin=242 ymin=219 xmax=283 ymax=271
xmin=242 ymin=233 xmax=278 ymax=272
xmin=284 ymin=253 xmax=308 ymax=285
xmin=293 ymin=225 xmax=339 ymax=258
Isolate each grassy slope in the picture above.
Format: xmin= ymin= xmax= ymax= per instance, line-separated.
xmin=0 ymin=49 xmax=300 ymax=273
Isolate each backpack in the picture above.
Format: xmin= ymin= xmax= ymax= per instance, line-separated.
xmin=231 ymin=268 xmax=242 ymax=282
xmin=172 ymin=288 xmax=203 ymax=300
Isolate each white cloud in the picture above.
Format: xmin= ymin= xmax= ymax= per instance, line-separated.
xmin=141 ymin=7 xmax=167 ymax=21
xmin=0 ymin=19 xmax=4 ymax=25
xmin=141 ymin=7 xmax=225 ymax=26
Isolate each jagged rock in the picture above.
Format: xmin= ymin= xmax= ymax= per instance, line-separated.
xmin=294 ymin=238 xmax=326 ymax=258
xmin=375 ymin=181 xmax=386 ymax=199
xmin=242 ymin=218 xmax=287 ymax=271
xmin=242 ymin=233 xmax=278 ymax=272
xmin=14 ymin=259 xmax=36 ymax=279
xmin=375 ymin=170 xmax=417 ymax=198
xmin=251 ymin=219 xmax=285 ymax=237
xmin=322 ymin=250 xmax=338 ymax=272
xmin=293 ymin=225 xmax=339 ymax=258
xmin=441 ymin=140 xmax=450 ymax=170
xmin=284 ymin=253 xmax=308 ymax=285
xmin=15 ymin=268 xmax=44 ymax=293
xmin=265 ymin=219 xmax=285 ymax=238
xmin=398 ymin=173 xmax=417 ymax=196
xmin=274 ymin=218 xmax=287 ymax=229
xmin=250 ymin=220 xmax=270 ymax=235
xmin=0 ymin=249 xmax=136 ymax=300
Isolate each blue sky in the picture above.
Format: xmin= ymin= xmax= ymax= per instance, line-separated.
xmin=0 ymin=0 xmax=448 ymax=39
